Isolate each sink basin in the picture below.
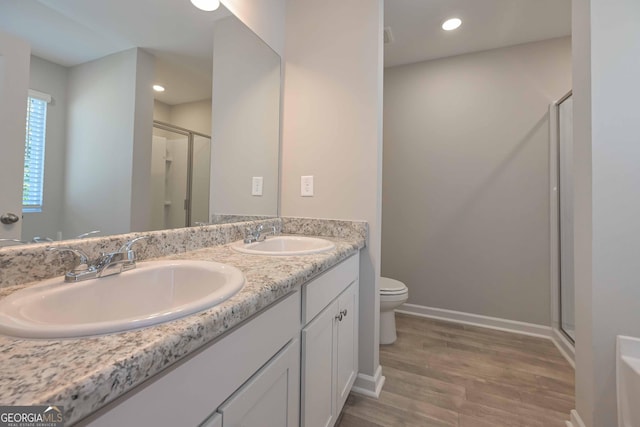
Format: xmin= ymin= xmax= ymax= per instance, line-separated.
xmin=231 ymin=236 xmax=335 ymax=256
xmin=0 ymin=260 xmax=244 ymax=339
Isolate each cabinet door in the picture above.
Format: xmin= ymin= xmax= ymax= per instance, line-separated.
xmin=301 ymin=300 xmax=338 ymax=427
xmin=218 ymin=339 xmax=300 ymax=427
xmin=335 ymin=281 xmax=359 ymax=412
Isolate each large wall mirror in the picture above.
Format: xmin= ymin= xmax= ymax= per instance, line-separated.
xmin=0 ymin=0 xmax=280 ymax=244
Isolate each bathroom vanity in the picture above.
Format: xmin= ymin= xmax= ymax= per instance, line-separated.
xmin=81 ymin=253 xmax=359 ymax=427
xmin=0 ymin=218 xmax=366 ymax=427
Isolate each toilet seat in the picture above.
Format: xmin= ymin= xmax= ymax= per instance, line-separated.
xmin=380 ymin=277 xmax=408 ymax=296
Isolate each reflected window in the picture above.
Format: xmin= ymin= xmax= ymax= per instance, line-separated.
xmin=23 ymin=90 xmax=50 ymax=213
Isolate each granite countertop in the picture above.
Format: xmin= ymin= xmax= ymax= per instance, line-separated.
xmin=0 ymin=234 xmax=364 ymax=425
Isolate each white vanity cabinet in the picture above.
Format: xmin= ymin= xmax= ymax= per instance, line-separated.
xmin=214 ymin=338 xmax=300 ymax=427
xmin=301 ymin=254 xmax=359 ymax=427
xmin=77 ymin=252 xmax=360 ymax=427
xmin=80 ymin=292 xmax=300 ymax=427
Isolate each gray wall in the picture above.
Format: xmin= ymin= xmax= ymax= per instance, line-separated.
xmin=282 ymin=0 xmax=384 ymax=390
xmin=573 ymin=0 xmax=640 ymax=425
xmin=63 ymin=48 xmax=154 ymax=237
xmin=211 ymin=16 xmax=280 ymax=217
xmin=22 ymin=55 xmax=68 ymax=241
xmin=382 ymin=37 xmax=572 ymax=325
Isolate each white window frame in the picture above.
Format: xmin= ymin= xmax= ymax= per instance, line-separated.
xmin=23 ymin=89 xmax=51 ymax=213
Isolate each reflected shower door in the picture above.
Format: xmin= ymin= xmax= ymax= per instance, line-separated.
xmin=190 ymin=135 xmax=211 ymax=225
xmin=558 ymin=95 xmax=575 ymax=342
xmin=151 ymin=128 xmax=189 ymax=230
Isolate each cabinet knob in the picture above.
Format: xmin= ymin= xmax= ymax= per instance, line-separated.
xmin=335 ymin=313 xmax=343 ymax=322
xmin=341 ymin=309 xmax=348 ymax=317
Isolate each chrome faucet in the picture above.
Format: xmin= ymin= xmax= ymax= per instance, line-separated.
xmin=48 ymin=236 xmax=150 ymax=282
xmin=47 ymin=247 xmax=91 ymax=281
xmin=243 ymin=224 xmax=278 ymax=243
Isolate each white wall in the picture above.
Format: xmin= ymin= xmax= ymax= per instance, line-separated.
xmin=382 ymin=37 xmax=572 ymax=326
xmin=169 ymin=100 xmax=212 ymax=135
xmin=22 ymin=55 xmax=68 ymax=241
xmin=221 ymin=0 xmax=286 ymax=57
xmin=129 ymin=49 xmax=154 ymax=232
xmin=211 ymin=17 xmax=280 ymax=217
xmin=282 ymin=0 xmax=384 ymax=393
xmin=153 ymin=100 xmax=171 ymax=123
xmin=63 ymin=48 xmax=154 ymax=237
xmin=573 ymin=0 xmax=640 ymax=426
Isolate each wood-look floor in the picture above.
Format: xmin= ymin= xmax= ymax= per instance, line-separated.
xmin=337 ymin=314 xmax=574 ymax=427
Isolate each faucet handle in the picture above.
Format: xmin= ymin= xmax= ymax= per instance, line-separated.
xmin=47 ymin=247 xmax=91 ymax=268
xmin=32 ymin=236 xmax=54 ymax=243
xmin=118 ymin=236 xmax=151 ymax=253
xmin=76 ymin=230 xmax=101 ymax=239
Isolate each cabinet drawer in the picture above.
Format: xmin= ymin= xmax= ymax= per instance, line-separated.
xmin=302 ymin=254 xmax=359 ymax=324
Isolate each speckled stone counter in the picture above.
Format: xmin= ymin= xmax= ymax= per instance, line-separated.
xmin=0 ymin=218 xmax=366 ymax=425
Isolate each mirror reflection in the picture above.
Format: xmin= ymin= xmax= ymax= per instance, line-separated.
xmin=0 ymin=0 xmax=280 ymax=245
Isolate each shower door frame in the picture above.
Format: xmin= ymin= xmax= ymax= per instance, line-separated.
xmin=549 ymin=91 xmax=576 ymax=364
xmin=555 ymin=91 xmax=575 ymax=344
xmin=152 ymin=120 xmax=211 ymax=227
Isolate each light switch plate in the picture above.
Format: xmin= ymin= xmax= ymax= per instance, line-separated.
xmin=252 ymin=176 xmax=263 ymax=196
xmin=301 ymin=176 xmax=314 ymax=197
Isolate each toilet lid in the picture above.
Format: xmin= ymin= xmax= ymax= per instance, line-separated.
xmin=380 ymin=277 xmax=408 ymax=295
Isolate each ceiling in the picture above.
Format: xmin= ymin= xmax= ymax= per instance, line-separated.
xmin=1 ymin=1 xmax=572 ymax=97
xmin=384 ymin=0 xmax=571 ymax=68
xmin=0 ymin=0 xmax=231 ymax=105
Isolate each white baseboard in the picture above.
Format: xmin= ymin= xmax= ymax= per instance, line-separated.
xmin=566 ymin=410 xmax=586 ymax=427
xmin=397 ymin=303 xmax=554 ymax=339
xmin=351 ymin=365 xmax=385 ymax=399
xmin=397 ymin=303 xmax=576 ymax=370
xmin=552 ymin=328 xmax=575 ymax=368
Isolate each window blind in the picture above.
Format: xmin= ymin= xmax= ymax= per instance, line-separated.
xmin=23 ymin=91 xmax=49 ymax=213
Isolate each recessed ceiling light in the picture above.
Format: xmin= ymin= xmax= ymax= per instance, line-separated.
xmin=190 ymin=0 xmax=220 ymax=12
xmin=442 ymin=18 xmax=462 ymax=31
xmin=153 ymin=85 xmax=165 ymax=92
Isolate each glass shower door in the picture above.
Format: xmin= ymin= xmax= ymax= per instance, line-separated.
xmin=190 ymin=135 xmax=211 ymax=225
xmin=151 ymin=122 xmax=212 ymax=230
xmin=151 ymin=127 xmax=189 ymax=230
xmin=558 ymin=94 xmax=575 ymax=342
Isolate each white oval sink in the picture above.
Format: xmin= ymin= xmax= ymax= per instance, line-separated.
xmin=0 ymin=260 xmax=245 ymax=339
xmin=231 ymin=236 xmax=335 ymax=256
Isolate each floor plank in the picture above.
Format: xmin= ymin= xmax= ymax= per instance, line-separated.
xmin=337 ymin=314 xmax=574 ymax=427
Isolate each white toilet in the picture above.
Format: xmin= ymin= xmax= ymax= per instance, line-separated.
xmin=379 ymin=277 xmax=409 ymax=345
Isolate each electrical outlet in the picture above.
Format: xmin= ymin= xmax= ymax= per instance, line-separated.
xmin=252 ymin=177 xmax=263 ymax=196
xmin=301 ymin=176 xmax=314 ymax=197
